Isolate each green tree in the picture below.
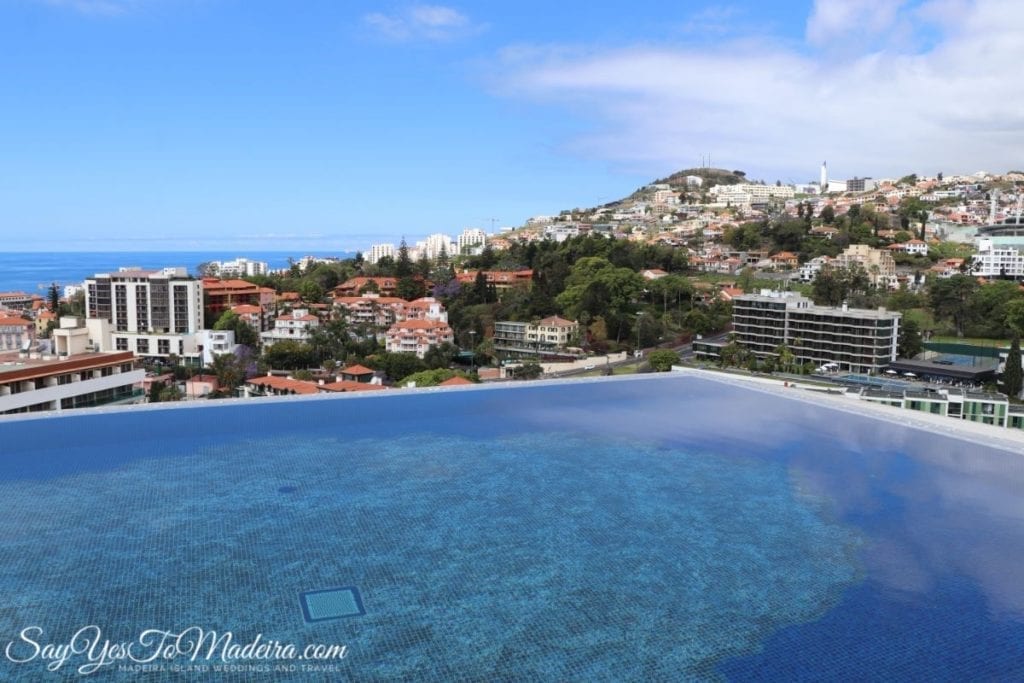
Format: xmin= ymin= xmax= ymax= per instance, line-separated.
xmin=213 ymin=310 xmax=259 ymax=348
xmin=1006 ymin=299 xmax=1024 ymax=335
xmin=556 ymin=257 xmax=644 ymax=342
xmin=898 ymin=318 xmax=923 ymax=359
xmin=774 ymin=343 xmax=795 ymax=373
xmin=396 ymin=238 xmax=413 ymax=278
xmin=510 ymin=362 xmax=543 ymax=380
xmin=210 ymin=349 xmax=250 ymax=393
xmin=263 ymin=340 xmax=317 ymax=370
xmin=1003 ymin=335 xmax=1022 ymax=399
xmin=158 ymin=385 xmax=183 ymax=402
xmin=47 ymin=283 xmax=59 ymax=313
xmin=811 ymin=264 xmax=872 ymax=307
xmin=368 ymin=352 xmax=427 ymax=382
xmin=422 ymin=342 xmax=458 ymax=370
xmin=929 ymin=274 xmax=979 ymax=338
xmin=299 ymin=281 xmax=324 ymax=303
xmin=396 ymin=276 xmax=425 ymax=300
xmin=647 ymin=349 xmax=680 ymax=372
xmin=820 ymin=205 xmax=835 ymax=224
xmin=149 ymin=380 xmax=165 ymax=403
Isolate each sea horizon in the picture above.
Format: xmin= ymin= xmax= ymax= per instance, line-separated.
xmin=0 ymin=250 xmax=357 ymax=295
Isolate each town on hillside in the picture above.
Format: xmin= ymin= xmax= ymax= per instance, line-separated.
xmin=3 ymin=165 xmax=1024 ymax=430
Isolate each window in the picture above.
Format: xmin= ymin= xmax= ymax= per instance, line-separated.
xmin=115 ymin=337 xmax=128 ymax=351
xmin=158 ymin=339 xmax=170 ymax=355
xmin=137 ymin=338 xmax=150 ymax=354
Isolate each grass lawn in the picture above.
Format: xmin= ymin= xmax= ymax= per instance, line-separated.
xmin=928 ymin=336 xmax=1010 ymax=347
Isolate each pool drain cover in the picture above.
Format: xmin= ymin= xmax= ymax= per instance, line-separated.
xmin=300 ymin=587 xmax=365 ymax=622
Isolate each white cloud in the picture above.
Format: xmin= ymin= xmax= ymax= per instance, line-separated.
xmin=364 ymin=4 xmax=483 ymax=42
xmin=806 ymin=0 xmax=909 ymax=46
xmin=492 ymin=0 xmax=1024 ymax=181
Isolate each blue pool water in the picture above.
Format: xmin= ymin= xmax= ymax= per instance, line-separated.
xmin=835 ymin=374 xmax=915 ymax=391
xmin=1 ymin=375 xmax=1023 ymax=680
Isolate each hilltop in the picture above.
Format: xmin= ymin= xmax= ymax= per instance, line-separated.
xmin=653 ymin=167 xmax=748 ymax=187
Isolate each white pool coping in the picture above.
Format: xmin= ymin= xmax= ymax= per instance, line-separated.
xmin=2 ymin=370 xmax=1022 ymax=455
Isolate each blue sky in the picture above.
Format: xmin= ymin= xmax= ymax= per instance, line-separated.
xmin=1 ymin=0 xmax=1021 ymax=251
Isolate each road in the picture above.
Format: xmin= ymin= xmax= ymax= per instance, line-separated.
xmin=539 ymin=330 xmax=732 ymax=378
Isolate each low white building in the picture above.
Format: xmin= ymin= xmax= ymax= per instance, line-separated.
xmin=196 ymin=329 xmax=238 ymax=365
xmin=972 ymin=239 xmax=1024 ymax=279
xmin=892 ymin=239 xmax=929 ymax=256
xmin=260 ymin=309 xmax=320 ymax=347
xmin=493 ymin=316 xmax=579 ymax=355
xmin=209 ymin=257 xmax=268 ymax=278
xmin=793 ymin=256 xmax=833 ymax=283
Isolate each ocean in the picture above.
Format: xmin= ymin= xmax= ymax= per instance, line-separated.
xmin=0 ymin=251 xmax=355 ymax=294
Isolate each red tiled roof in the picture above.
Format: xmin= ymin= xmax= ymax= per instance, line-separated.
xmin=0 ymin=316 xmax=32 ymax=326
xmin=394 ymin=319 xmax=450 ymax=330
xmin=320 ymin=380 xmax=387 ymax=392
xmin=231 ymin=304 xmax=262 ymax=314
xmin=246 ymin=376 xmax=319 ymax=394
xmin=203 ymin=278 xmax=264 ymax=291
xmin=535 ymin=316 xmax=576 ymax=327
xmin=341 ymin=364 xmax=375 ymax=375
xmin=439 ymin=376 xmax=474 ymax=386
xmin=0 ymin=352 xmax=134 ymax=384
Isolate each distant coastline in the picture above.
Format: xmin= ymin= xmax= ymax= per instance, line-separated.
xmin=0 ymin=251 xmax=357 ymax=294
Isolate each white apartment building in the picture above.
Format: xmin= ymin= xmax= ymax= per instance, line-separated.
xmin=711 ymin=183 xmax=796 ymax=205
xmin=972 ymin=239 xmax=1024 ymax=279
xmin=385 ymin=320 xmax=454 ymax=358
xmin=367 ymin=243 xmax=396 ymax=265
xmin=731 ymin=290 xmax=901 ymax=373
xmin=209 ymin=257 xmax=268 ymax=278
xmin=835 ymin=244 xmax=899 ymax=289
xmin=296 ymin=256 xmax=342 ymax=271
xmin=260 ymin=308 xmax=320 ymax=347
xmin=85 ymin=267 xmax=204 ymax=359
xmin=196 ymin=329 xmax=238 ymax=365
xmin=418 ymin=234 xmax=457 ymax=261
xmin=457 ymin=229 xmax=487 ymax=255
xmin=892 ymin=240 xmax=929 ymax=256
xmin=793 ymin=256 xmax=833 ymax=284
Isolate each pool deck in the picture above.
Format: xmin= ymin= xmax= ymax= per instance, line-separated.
xmin=672 ymin=367 xmax=1024 ymax=454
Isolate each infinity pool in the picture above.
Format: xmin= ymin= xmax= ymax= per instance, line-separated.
xmin=1 ymin=375 xmax=1023 ymax=680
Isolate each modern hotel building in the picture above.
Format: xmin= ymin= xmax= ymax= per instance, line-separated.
xmin=730 ymin=291 xmax=901 ymax=373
